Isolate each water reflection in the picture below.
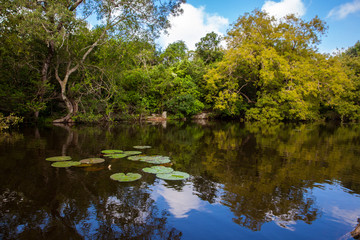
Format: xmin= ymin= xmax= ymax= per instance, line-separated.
xmin=151 ymin=182 xmax=205 ymax=218
xmin=0 ymin=122 xmax=360 ymax=239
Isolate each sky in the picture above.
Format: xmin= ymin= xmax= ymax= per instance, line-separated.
xmin=158 ymin=0 xmax=360 ymax=53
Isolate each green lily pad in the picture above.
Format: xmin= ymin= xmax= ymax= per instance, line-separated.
xmin=142 ymin=166 xmax=174 ymax=174
xmin=123 ymin=151 xmax=142 ymax=156
xmin=110 ymin=173 xmax=142 ymax=182
xmin=133 ymin=146 xmax=151 ymax=149
xmin=156 ymin=171 xmax=190 ymax=180
xmin=80 ymin=158 xmax=105 ymax=164
xmin=51 ymin=161 xmax=81 ymax=168
xmin=127 ymin=155 xmax=145 ymax=161
xmin=140 ymin=156 xmax=171 ymax=164
xmin=106 ymin=153 xmax=128 ymax=159
xmin=101 ymin=149 xmax=123 ymax=154
xmin=46 ymin=156 xmax=72 ymax=162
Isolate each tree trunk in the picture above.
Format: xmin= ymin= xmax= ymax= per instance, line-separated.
xmin=53 ymin=80 xmax=77 ymax=123
xmin=35 ymin=40 xmax=55 ymax=120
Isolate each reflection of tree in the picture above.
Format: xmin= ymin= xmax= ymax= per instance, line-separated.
xmin=0 ymin=125 xmax=182 ymax=239
xmin=197 ymin=122 xmax=360 ymax=231
xmin=1 ymin=122 xmax=360 ymax=237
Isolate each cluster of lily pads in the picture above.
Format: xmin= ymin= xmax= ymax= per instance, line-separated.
xmin=45 ymin=145 xmax=190 ymax=183
xmin=45 ymin=155 xmax=105 ymax=168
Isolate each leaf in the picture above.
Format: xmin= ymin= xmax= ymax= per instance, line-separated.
xmin=101 ymin=149 xmax=123 ymax=154
xmin=133 ymin=146 xmax=151 ymax=149
xmin=123 ymin=151 xmax=142 ymax=155
xmin=127 ymin=155 xmax=145 ymax=161
xmin=105 ymin=154 xmax=128 ymax=159
xmin=51 ymin=161 xmax=81 ymax=168
xmin=46 ymin=156 xmax=72 ymax=161
xmin=142 ymin=166 xmax=174 ymax=174
xmin=80 ymin=158 xmax=105 ymax=164
xmin=156 ymin=171 xmax=190 ymax=180
xmin=110 ymin=173 xmax=142 ymax=182
xmin=140 ymin=156 xmax=171 ymax=164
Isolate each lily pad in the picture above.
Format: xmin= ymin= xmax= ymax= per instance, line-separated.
xmin=140 ymin=156 xmax=171 ymax=164
xmin=127 ymin=155 xmax=145 ymax=161
xmin=101 ymin=149 xmax=123 ymax=154
xmin=142 ymin=166 xmax=174 ymax=174
xmin=110 ymin=173 xmax=142 ymax=182
xmin=133 ymin=146 xmax=151 ymax=149
xmin=51 ymin=161 xmax=81 ymax=168
xmin=80 ymin=158 xmax=105 ymax=164
xmin=46 ymin=156 xmax=72 ymax=162
xmin=105 ymin=154 xmax=128 ymax=159
xmin=156 ymin=171 xmax=190 ymax=181
xmin=75 ymin=163 xmax=93 ymax=167
xmin=123 ymin=151 xmax=142 ymax=156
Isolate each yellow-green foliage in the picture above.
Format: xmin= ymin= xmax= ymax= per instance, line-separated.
xmin=0 ymin=113 xmax=23 ymax=131
xmin=205 ymin=10 xmax=359 ymax=122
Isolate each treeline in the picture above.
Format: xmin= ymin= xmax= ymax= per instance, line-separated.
xmin=1 ymin=1 xmax=359 ymax=123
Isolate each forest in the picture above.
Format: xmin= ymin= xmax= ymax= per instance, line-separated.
xmin=1 ymin=0 xmax=360 ymax=126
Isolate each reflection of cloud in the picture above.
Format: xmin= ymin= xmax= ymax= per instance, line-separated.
xmin=265 ymin=209 xmax=297 ymax=231
xmin=153 ymin=183 xmax=204 ymax=218
xmin=105 ymin=196 xmax=149 ymax=223
xmin=327 ymin=0 xmax=360 ymax=20
xmin=328 ymin=206 xmax=360 ymax=225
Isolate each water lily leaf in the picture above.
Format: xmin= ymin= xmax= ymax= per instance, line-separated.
xmin=51 ymin=161 xmax=81 ymax=168
xmin=101 ymin=149 xmax=123 ymax=154
xmin=142 ymin=166 xmax=174 ymax=174
xmin=140 ymin=156 xmax=171 ymax=164
xmin=75 ymin=163 xmax=93 ymax=167
xmin=110 ymin=173 xmax=142 ymax=182
xmin=106 ymin=154 xmax=128 ymax=159
xmin=127 ymin=155 xmax=145 ymax=161
xmin=46 ymin=156 xmax=72 ymax=162
xmin=80 ymin=158 xmax=105 ymax=164
xmin=123 ymin=151 xmax=142 ymax=156
xmin=156 ymin=171 xmax=189 ymax=180
xmin=133 ymin=146 xmax=151 ymax=149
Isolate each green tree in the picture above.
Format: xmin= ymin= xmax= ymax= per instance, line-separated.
xmin=195 ymin=32 xmax=224 ymax=65
xmin=205 ymin=10 xmax=356 ymax=122
xmin=2 ymin=0 xmax=184 ymax=123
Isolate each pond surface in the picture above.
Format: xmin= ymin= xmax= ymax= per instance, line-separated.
xmin=1 ymin=121 xmax=360 ymax=239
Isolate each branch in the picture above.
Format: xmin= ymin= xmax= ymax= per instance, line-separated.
xmin=69 ymin=0 xmax=83 ymax=11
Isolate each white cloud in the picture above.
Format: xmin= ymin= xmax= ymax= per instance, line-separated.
xmin=262 ymin=0 xmax=306 ymax=19
xmin=327 ymin=0 xmax=360 ymax=20
xmin=158 ymin=3 xmax=229 ymax=50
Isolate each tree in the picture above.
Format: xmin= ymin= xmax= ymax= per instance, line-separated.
xmin=195 ymin=32 xmax=224 ymax=65
xmin=2 ymin=0 xmax=185 ymax=123
xmin=205 ymin=10 xmax=355 ymax=122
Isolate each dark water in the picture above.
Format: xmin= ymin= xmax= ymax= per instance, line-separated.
xmin=1 ymin=121 xmax=360 ymax=240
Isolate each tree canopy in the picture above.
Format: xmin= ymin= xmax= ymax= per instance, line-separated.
xmin=0 ymin=6 xmax=359 ymax=123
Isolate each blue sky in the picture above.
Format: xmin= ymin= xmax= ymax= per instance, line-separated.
xmin=158 ymin=0 xmax=360 ymax=53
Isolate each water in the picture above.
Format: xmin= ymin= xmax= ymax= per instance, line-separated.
xmin=1 ymin=121 xmax=360 ymax=239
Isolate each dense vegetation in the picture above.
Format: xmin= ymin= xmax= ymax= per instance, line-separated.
xmin=1 ymin=1 xmax=360 ymax=124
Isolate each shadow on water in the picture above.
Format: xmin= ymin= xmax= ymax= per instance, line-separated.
xmin=0 ymin=121 xmax=360 ymax=239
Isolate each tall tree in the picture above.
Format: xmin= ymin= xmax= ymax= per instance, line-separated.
xmin=3 ymin=0 xmax=184 ymax=122
xmin=195 ymin=32 xmax=224 ymax=65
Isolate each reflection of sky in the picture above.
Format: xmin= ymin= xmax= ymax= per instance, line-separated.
xmin=151 ymin=182 xmax=205 ymax=218
xmin=312 ymin=183 xmax=360 ymax=226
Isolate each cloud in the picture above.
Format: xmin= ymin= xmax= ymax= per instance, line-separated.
xmin=327 ymin=0 xmax=360 ymax=20
xmin=158 ymin=3 xmax=229 ymax=50
xmin=261 ymin=0 xmax=306 ymax=19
